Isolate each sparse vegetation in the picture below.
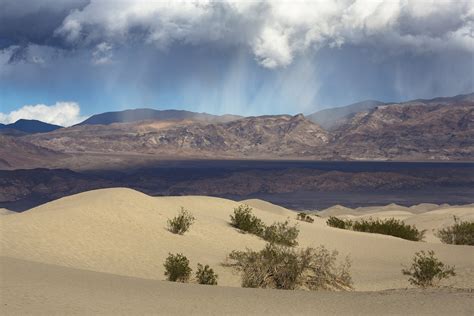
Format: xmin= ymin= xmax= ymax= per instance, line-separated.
xmin=167 ymin=207 xmax=195 ymax=235
xmin=436 ymin=216 xmax=474 ymax=245
xmin=226 ymin=243 xmax=352 ymax=291
xmin=352 ymin=218 xmax=425 ymax=241
xmin=263 ymin=220 xmax=299 ymax=246
xmin=164 ymin=253 xmax=192 ymax=282
xmin=230 ymin=204 xmax=265 ymax=235
xmin=297 ymin=212 xmax=314 ymax=223
xmin=326 ymin=216 xmax=425 ymax=241
xmin=230 ymin=205 xmax=300 ymax=246
xmin=195 ymin=263 xmax=218 ymax=285
xmin=326 ymin=216 xmax=352 ymax=229
xmin=402 ymin=250 xmax=455 ymax=288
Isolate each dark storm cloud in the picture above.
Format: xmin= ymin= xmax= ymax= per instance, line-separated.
xmin=0 ymin=0 xmax=89 ymax=48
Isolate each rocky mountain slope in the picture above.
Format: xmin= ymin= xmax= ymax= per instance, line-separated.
xmin=27 ymin=114 xmax=331 ymax=159
xmin=332 ymin=97 xmax=474 ymax=160
xmin=1 ymin=93 xmax=473 ymax=169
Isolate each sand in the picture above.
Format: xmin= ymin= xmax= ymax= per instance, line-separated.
xmin=0 ymin=208 xmax=14 ymax=216
xmin=1 ymin=256 xmax=472 ymax=316
xmin=1 ymin=188 xmax=473 ymax=314
xmin=319 ymin=203 xmax=474 ymax=243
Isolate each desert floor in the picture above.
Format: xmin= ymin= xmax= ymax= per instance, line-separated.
xmin=1 ymin=188 xmax=473 ymax=315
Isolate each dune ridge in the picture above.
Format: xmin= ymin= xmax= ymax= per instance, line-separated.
xmin=1 ymin=187 xmax=473 ymax=292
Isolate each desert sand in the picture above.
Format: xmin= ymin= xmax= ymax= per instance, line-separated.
xmin=319 ymin=203 xmax=474 ymax=243
xmin=1 ymin=188 xmax=473 ymax=315
xmin=1 ymin=256 xmax=472 ymax=315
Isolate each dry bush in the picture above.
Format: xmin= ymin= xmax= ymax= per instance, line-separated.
xmin=226 ymin=243 xmax=353 ymax=291
xmin=230 ymin=204 xmax=265 ymax=235
xmin=297 ymin=212 xmax=315 ymax=223
xmin=263 ymin=220 xmax=299 ymax=247
xmin=195 ymin=263 xmax=218 ymax=285
xmin=164 ymin=253 xmax=192 ymax=282
xmin=167 ymin=207 xmax=195 ymax=235
xmin=436 ymin=216 xmax=474 ymax=245
xmin=402 ymin=250 xmax=455 ymax=288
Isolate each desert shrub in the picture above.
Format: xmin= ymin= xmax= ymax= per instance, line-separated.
xmin=326 ymin=216 xmax=352 ymax=229
xmin=436 ymin=216 xmax=474 ymax=245
xmin=226 ymin=243 xmax=352 ymax=291
xmin=263 ymin=220 xmax=299 ymax=247
xmin=167 ymin=207 xmax=195 ymax=235
xmin=230 ymin=204 xmax=265 ymax=235
xmin=164 ymin=253 xmax=192 ymax=282
xmin=402 ymin=250 xmax=455 ymax=288
xmin=195 ymin=263 xmax=218 ymax=285
xmin=297 ymin=212 xmax=315 ymax=223
xmin=352 ymin=218 xmax=425 ymax=241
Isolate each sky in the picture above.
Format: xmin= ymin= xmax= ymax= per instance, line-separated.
xmin=0 ymin=0 xmax=473 ymax=126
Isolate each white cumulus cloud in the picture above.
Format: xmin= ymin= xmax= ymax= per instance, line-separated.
xmin=0 ymin=102 xmax=86 ymax=126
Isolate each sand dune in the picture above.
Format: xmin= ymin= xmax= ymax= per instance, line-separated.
xmin=319 ymin=203 xmax=474 ymax=243
xmin=1 ymin=256 xmax=472 ymax=316
xmin=1 ymin=188 xmax=473 ymax=292
xmin=0 ymin=208 xmax=14 ymax=215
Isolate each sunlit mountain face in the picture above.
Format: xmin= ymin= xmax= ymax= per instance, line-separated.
xmin=1 ymin=0 xmax=473 ymax=124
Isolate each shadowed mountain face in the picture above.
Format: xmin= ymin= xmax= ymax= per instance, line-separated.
xmin=0 ymin=119 xmax=62 ymax=135
xmin=77 ymin=108 xmax=241 ymax=125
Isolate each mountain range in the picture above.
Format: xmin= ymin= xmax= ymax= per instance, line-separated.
xmin=0 ymin=92 xmax=472 ymax=169
xmin=0 ymin=119 xmax=62 ymax=136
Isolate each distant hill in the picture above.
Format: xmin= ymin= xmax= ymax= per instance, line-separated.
xmin=308 ymin=100 xmax=385 ymax=130
xmin=78 ymin=108 xmax=241 ymax=125
xmin=0 ymin=119 xmax=62 ymax=135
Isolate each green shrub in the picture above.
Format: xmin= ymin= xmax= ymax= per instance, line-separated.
xmin=230 ymin=204 xmax=265 ymax=235
xmin=436 ymin=216 xmax=474 ymax=245
xmin=297 ymin=212 xmax=315 ymax=223
xmin=226 ymin=243 xmax=352 ymax=291
xmin=352 ymin=218 xmax=425 ymax=241
xmin=326 ymin=216 xmax=352 ymax=229
xmin=164 ymin=253 xmax=192 ymax=282
xmin=167 ymin=207 xmax=195 ymax=235
xmin=402 ymin=250 xmax=455 ymax=288
xmin=195 ymin=263 xmax=218 ymax=285
xmin=263 ymin=220 xmax=299 ymax=247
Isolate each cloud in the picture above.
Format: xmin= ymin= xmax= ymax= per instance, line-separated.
xmin=0 ymin=102 xmax=86 ymax=126
xmin=50 ymin=0 xmax=473 ymax=68
xmin=1 ymin=0 xmax=471 ymax=68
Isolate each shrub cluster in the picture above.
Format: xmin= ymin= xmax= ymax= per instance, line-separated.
xmin=167 ymin=207 xmax=195 ymax=235
xmin=263 ymin=220 xmax=299 ymax=247
xmin=164 ymin=253 xmax=192 ymax=282
xmin=327 ymin=216 xmax=425 ymax=241
xmin=226 ymin=243 xmax=352 ymax=291
xmin=402 ymin=250 xmax=455 ymax=288
xmin=296 ymin=212 xmax=315 ymax=223
xmin=326 ymin=216 xmax=352 ymax=229
xmin=164 ymin=253 xmax=218 ymax=285
xmin=230 ymin=204 xmax=265 ymax=235
xmin=230 ymin=205 xmax=299 ymax=246
xmin=195 ymin=264 xmax=219 ymax=285
xmin=436 ymin=216 xmax=474 ymax=245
